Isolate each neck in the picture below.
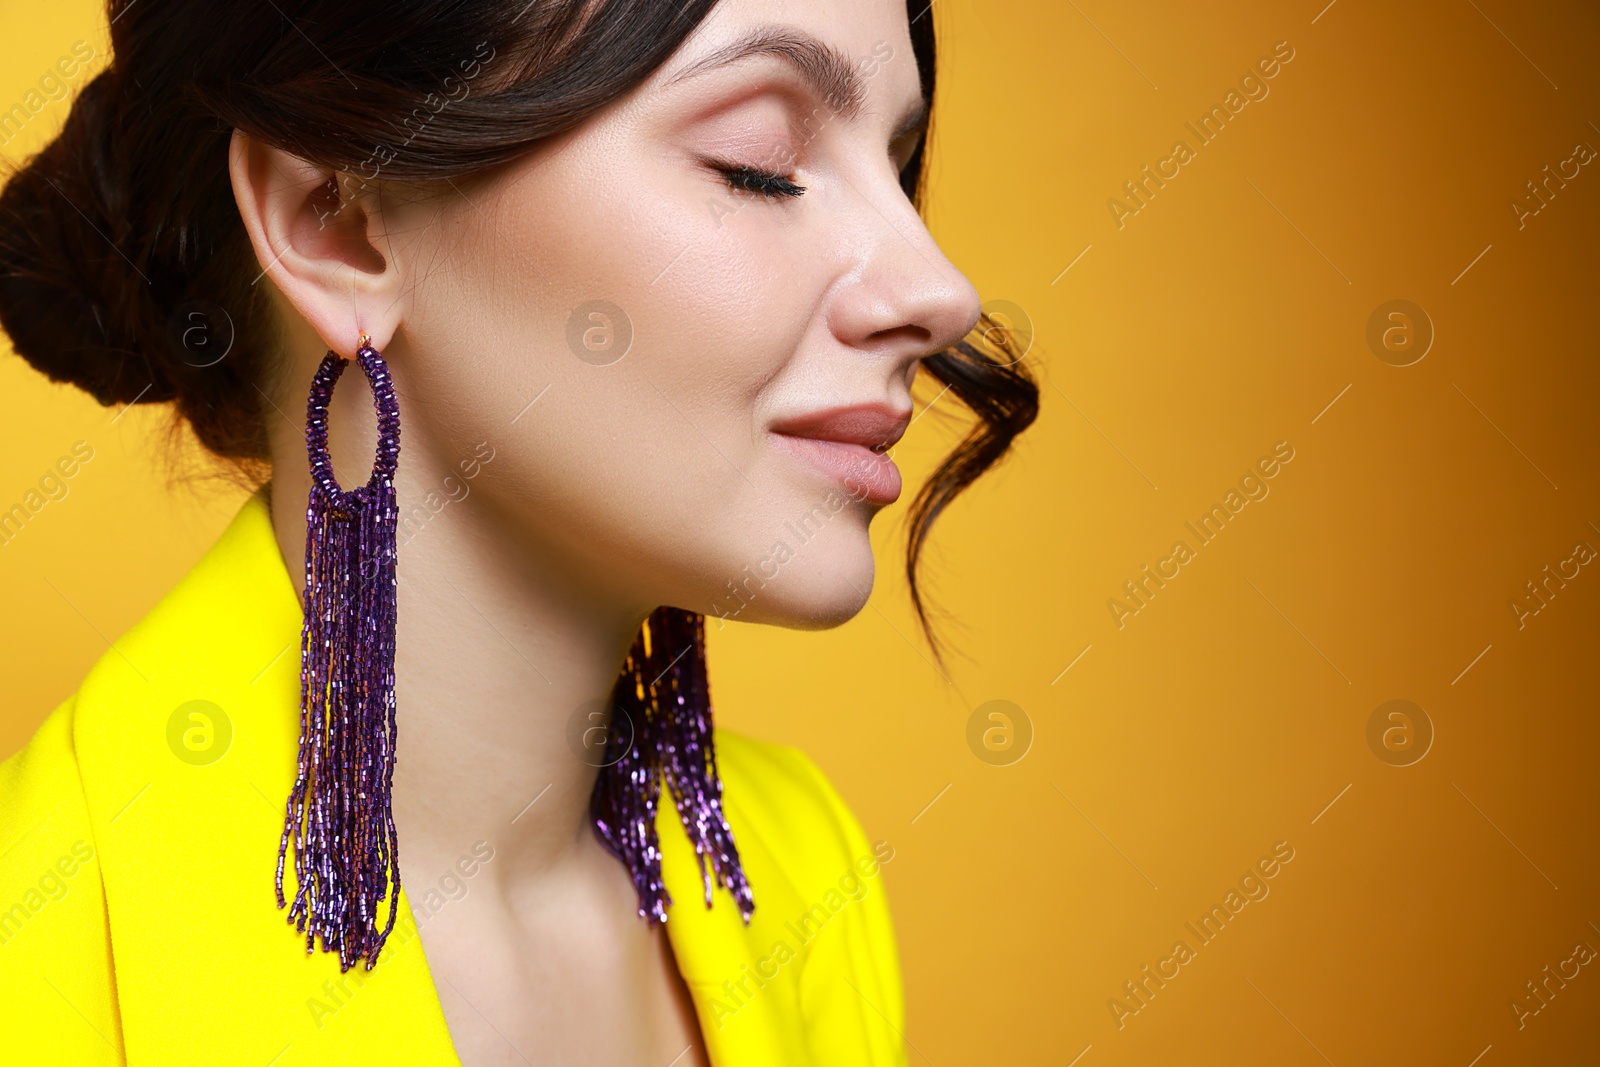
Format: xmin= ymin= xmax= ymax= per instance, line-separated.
xmin=266 ymin=445 xmax=651 ymax=900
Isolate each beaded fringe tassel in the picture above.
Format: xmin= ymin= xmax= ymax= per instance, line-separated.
xmin=276 ymin=339 xmax=402 ymax=973
xmin=591 ymin=607 xmax=755 ymax=927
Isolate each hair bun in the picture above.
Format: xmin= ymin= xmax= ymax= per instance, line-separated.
xmin=0 ymin=68 xmax=174 ymax=406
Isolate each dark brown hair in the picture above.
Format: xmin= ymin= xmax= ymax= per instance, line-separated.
xmin=0 ymin=0 xmax=1037 ymax=669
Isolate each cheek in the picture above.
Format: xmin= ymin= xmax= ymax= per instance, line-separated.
xmin=397 ymin=137 xmax=875 ymax=622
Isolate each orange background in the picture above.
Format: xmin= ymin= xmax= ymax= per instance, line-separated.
xmin=4 ymin=1 xmax=1598 ymax=1063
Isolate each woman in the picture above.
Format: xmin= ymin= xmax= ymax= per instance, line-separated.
xmin=0 ymin=0 xmax=1036 ymax=1063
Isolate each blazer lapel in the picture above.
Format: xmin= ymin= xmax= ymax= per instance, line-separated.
xmin=75 ymin=485 xmax=460 ymax=1065
xmin=659 ymin=789 xmax=814 ymax=1067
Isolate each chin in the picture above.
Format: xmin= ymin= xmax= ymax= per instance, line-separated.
xmin=700 ymin=535 xmax=878 ymax=631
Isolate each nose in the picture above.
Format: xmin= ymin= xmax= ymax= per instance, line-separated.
xmin=824 ymin=177 xmax=983 ymax=382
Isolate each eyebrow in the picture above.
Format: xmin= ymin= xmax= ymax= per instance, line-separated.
xmin=664 ymin=25 xmax=930 ymax=146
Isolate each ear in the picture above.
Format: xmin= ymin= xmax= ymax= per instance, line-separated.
xmin=228 ymin=130 xmax=402 ymax=356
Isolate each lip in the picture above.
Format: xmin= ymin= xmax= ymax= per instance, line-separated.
xmin=769 ymin=403 xmax=912 ymax=506
xmin=768 ymin=404 xmax=913 ymax=451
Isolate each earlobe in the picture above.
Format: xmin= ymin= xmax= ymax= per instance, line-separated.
xmin=227 ymin=130 xmax=401 ymax=355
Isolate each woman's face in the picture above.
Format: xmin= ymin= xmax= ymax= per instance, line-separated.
xmin=382 ymin=0 xmax=981 ymax=629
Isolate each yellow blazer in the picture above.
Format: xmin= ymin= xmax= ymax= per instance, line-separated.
xmin=0 ymin=486 xmax=906 ymax=1065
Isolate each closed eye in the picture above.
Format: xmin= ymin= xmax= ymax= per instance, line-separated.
xmin=707 ymin=159 xmax=807 ymax=199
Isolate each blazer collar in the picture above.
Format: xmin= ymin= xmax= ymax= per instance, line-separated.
xmin=71 ymin=485 xmax=808 ymax=1065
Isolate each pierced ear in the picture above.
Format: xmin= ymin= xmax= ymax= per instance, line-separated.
xmin=228 ymin=130 xmax=402 ymax=355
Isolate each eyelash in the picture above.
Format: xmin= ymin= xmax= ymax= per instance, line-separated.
xmin=710 ymin=160 xmax=807 ymax=200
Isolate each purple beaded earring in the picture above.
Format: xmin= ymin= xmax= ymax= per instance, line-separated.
xmin=276 ymin=332 xmax=403 ymax=973
xmin=592 ymin=607 xmax=755 ymax=928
